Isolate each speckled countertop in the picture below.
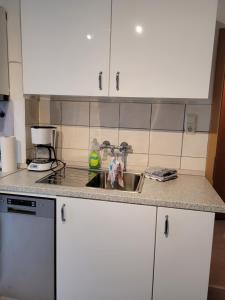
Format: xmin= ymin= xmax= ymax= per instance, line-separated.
xmin=0 ymin=168 xmax=224 ymax=213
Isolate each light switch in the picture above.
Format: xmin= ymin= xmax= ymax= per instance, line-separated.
xmin=186 ymin=113 xmax=197 ymax=133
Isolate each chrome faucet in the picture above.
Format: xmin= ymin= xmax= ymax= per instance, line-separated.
xmin=100 ymin=141 xmax=132 ymax=172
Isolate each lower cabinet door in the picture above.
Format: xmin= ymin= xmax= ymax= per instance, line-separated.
xmin=153 ymin=207 xmax=215 ymax=300
xmin=57 ymin=197 xmax=156 ymax=300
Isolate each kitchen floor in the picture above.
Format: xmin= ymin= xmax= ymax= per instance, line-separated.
xmin=208 ymin=218 xmax=225 ymax=300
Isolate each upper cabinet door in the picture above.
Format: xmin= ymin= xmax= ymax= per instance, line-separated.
xmin=21 ymin=0 xmax=111 ymax=96
xmin=0 ymin=7 xmax=9 ymax=96
xmin=110 ymin=0 xmax=217 ymax=98
xmin=153 ymin=207 xmax=214 ymax=300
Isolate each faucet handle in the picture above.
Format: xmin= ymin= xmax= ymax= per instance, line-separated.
xmin=120 ymin=142 xmax=132 ymax=153
xmin=100 ymin=140 xmax=110 ymax=150
xmin=102 ymin=140 xmax=111 ymax=147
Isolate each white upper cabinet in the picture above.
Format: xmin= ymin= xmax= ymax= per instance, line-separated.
xmin=21 ymin=0 xmax=217 ymax=98
xmin=153 ymin=207 xmax=214 ymax=300
xmin=21 ymin=0 xmax=111 ymax=96
xmin=0 ymin=7 xmax=9 ymax=96
xmin=109 ymin=0 xmax=218 ymax=98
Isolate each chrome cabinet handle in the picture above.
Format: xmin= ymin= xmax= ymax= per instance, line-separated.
xmin=164 ymin=215 xmax=169 ymax=237
xmin=116 ymin=72 xmax=120 ymax=91
xmin=99 ymin=71 xmax=103 ymax=90
xmin=61 ymin=204 xmax=66 ymax=222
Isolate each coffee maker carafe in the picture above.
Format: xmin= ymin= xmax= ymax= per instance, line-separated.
xmin=27 ymin=126 xmax=58 ymax=171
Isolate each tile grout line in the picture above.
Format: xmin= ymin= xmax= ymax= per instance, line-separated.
xmin=179 ymin=104 xmax=187 ymax=169
xmin=118 ymin=102 xmax=121 ymax=145
xmin=88 ymin=101 xmax=91 ymax=151
xmin=147 ymin=104 xmax=152 ymax=168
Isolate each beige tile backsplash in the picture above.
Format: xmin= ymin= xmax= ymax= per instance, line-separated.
xmin=182 ymin=133 xmax=209 ymax=158
xmin=90 ymin=127 xmax=119 ymax=146
xmin=149 ymin=131 xmax=183 ymax=156
xmin=119 ymin=129 xmax=150 ymax=154
xmin=39 ymin=97 xmax=50 ymax=124
xmin=25 ymin=96 xmax=40 ymax=160
xmin=62 ymin=126 xmax=89 ymax=149
xmin=62 ymin=148 xmax=89 ymax=167
xmin=148 ymin=155 xmax=181 ymax=170
xmin=26 ymin=98 xmax=211 ymax=173
xmin=181 ymin=157 xmax=207 ymax=172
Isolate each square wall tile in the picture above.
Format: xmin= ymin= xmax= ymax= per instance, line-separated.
xmin=25 ymin=97 xmax=39 ymax=125
xmin=90 ymin=102 xmax=119 ymax=127
xmin=126 ymin=154 xmax=149 ymax=172
xmin=62 ymin=101 xmax=89 ymax=126
xmin=185 ymin=105 xmax=211 ymax=132
xmin=56 ymin=148 xmax=62 ymax=160
xmin=149 ymin=131 xmax=183 ymax=156
xmin=50 ymin=101 xmax=61 ymax=125
xmin=151 ymin=104 xmax=185 ymax=131
xmin=181 ymin=157 xmax=206 ymax=172
xmin=52 ymin=125 xmax=62 ymax=149
xmin=39 ymin=97 xmax=50 ymax=124
xmin=62 ymin=149 xmax=89 ymax=167
xmin=182 ymin=133 xmax=208 ymax=157
xmin=148 ymin=155 xmax=180 ymax=169
xmin=25 ymin=126 xmax=32 ymax=149
xmin=119 ymin=103 xmax=151 ymax=129
xmin=90 ymin=127 xmax=118 ymax=147
xmin=119 ymin=129 xmax=149 ymax=154
xmin=26 ymin=148 xmax=32 ymax=160
xmin=62 ymin=126 xmax=89 ymax=149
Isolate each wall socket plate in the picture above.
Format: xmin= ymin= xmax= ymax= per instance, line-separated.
xmin=186 ymin=113 xmax=197 ymax=133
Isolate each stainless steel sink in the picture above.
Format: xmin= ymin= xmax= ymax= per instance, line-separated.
xmin=86 ymin=171 xmax=144 ymax=193
xmin=37 ymin=167 xmax=144 ymax=193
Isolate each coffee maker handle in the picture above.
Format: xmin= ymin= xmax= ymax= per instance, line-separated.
xmin=52 ymin=129 xmax=57 ymax=148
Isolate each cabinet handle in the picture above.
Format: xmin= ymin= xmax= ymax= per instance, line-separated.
xmin=164 ymin=215 xmax=169 ymax=237
xmin=98 ymin=71 xmax=103 ymax=90
xmin=116 ymin=72 xmax=120 ymax=91
xmin=61 ymin=204 xmax=66 ymax=222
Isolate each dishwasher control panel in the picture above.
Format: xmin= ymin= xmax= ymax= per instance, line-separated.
xmin=7 ymin=198 xmax=36 ymax=207
xmin=0 ymin=194 xmax=55 ymax=218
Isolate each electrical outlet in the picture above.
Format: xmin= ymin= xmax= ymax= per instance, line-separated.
xmin=186 ymin=113 xmax=197 ymax=133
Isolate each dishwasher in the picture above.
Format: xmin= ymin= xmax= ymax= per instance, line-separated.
xmin=0 ymin=194 xmax=55 ymax=300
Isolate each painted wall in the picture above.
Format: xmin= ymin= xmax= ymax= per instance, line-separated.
xmin=0 ymin=0 xmax=26 ymax=165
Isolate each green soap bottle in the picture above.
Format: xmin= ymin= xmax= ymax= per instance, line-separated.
xmin=89 ymin=138 xmax=101 ymax=169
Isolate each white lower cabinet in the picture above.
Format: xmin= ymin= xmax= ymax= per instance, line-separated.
xmin=57 ymin=198 xmax=215 ymax=300
xmin=153 ymin=207 xmax=215 ymax=300
xmin=57 ymin=197 xmax=157 ymax=300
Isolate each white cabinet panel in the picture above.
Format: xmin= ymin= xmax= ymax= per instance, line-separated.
xmin=0 ymin=7 xmax=9 ymax=95
xmin=153 ymin=207 xmax=214 ymax=300
xmin=0 ymin=0 xmax=22 ymax=62
xmin=57 ymin=197 xmax=156 ymax=300
xmin=110 ymin=0 xmax=217 ymax=98
xmin=21 ymin=0 xmax=111 ymax=96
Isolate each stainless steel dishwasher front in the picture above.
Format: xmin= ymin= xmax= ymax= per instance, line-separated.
xmin=0 ymin=194 xmax=55 ymax=300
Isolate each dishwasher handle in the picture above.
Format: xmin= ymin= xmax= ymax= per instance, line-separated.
xmin=7 ymin=207 xmax=36 ymax=215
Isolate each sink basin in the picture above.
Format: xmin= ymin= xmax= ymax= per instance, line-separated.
xmin=86 ymin=171 xmax=144 ymax=192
